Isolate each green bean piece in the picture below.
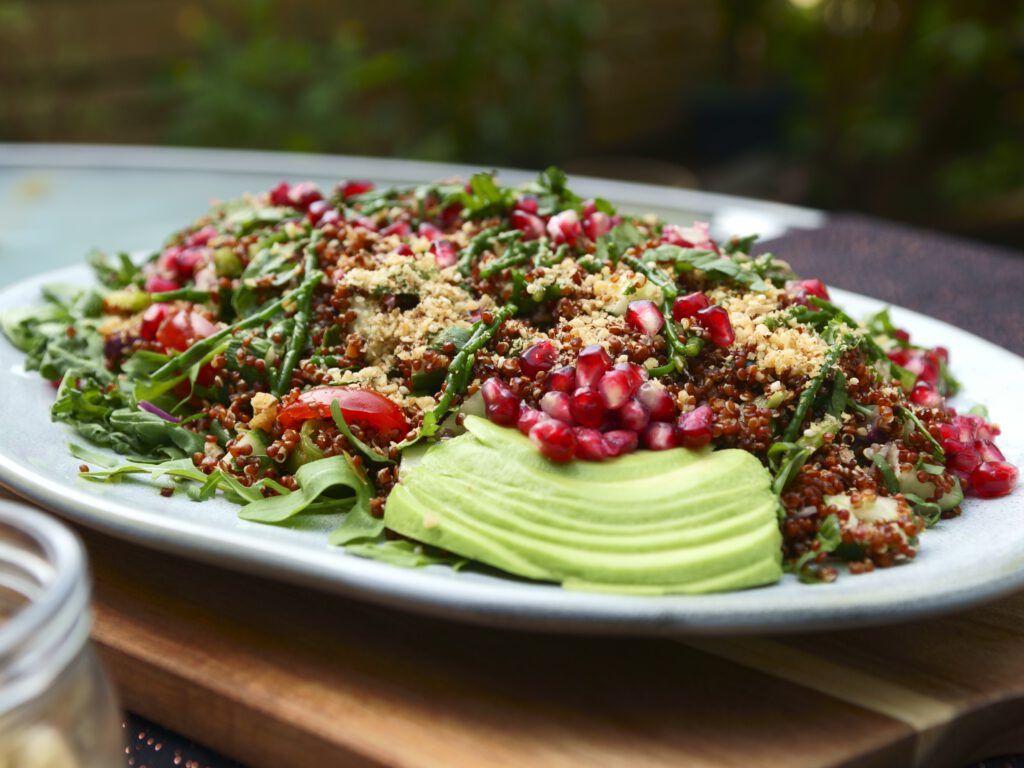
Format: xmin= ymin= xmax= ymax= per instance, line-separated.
xmin=273 ymin=250 xmax=324 ymax=396
xmin=430 ymin=304 xmax=517 ymax=426
xmin=781 ymin=334 xmax=855 ymax=443
xmin=150 ymin=295 xmax=290 ymax=380
xmin=456 ymin=226 xmax=500 ymax=277
xmin=150 ymin=288 xmax=214 ymax=303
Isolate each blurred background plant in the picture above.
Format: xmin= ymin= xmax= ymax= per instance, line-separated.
xmin=0 ymin=0 xmax=1021 ymax=246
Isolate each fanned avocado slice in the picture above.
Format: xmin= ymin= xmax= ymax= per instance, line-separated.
xmin=385 ymin=416 xmax=782 ymax=595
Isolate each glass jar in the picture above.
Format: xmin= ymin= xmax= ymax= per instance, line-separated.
xmin=0 ymin=499 xmax=123 ymax=766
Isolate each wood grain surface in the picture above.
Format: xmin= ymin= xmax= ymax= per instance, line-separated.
xmin=65 ymin=522 xmax=1024 ymax=768
xmin=5 ymin=473 xmax=1024 ymax=767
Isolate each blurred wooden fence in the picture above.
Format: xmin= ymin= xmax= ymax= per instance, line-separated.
xmin=0 ymin=0 xmax=716 ymax=155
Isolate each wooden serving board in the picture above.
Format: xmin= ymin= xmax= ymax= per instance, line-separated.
xmin=1 ymin=480 xmax=1021 ymax=768
xmin=63 ymin=525 xmax=1024 ymax=768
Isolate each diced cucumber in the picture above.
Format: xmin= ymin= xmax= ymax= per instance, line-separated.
xmin=236 ymin=428 xmax=269 ymax=456
xmin=897 ymin=468 xmax=963 ymax=511
xmin=826 ymin=493 xmax=904 ymax=524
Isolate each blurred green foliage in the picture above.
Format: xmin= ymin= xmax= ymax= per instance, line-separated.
xmin=1 ymin=0 xmax=1020 ymax=243
xmin=166 ymin=0 xmax=596 ymax=166
xmin=747 ymin=0 xmax=1024 ymax=233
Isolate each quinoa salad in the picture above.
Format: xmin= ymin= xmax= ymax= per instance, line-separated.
xmin=2 ymin=169 xmax=1018 ymax=592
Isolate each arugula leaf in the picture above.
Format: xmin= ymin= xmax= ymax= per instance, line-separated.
xmin=329 ymin=399 xmax=394 ymax=466
xmin=526 ymin=166 xmax=582 ymax=215
xmin=871 ymin=453 xmax=900 ymax=494
xmin=238 ymin=455 xmax=371 ymax=524
xmin=768 ymin=442 xmax=815 ymax=495
xmin=452 ymin=172 xmax=517 ymax=220
xmin=343 ymin=539 xmax=468 ymax=569
xmin=642 ymin=244 xmax=772 ymax=291
xmin=792 ymin=514 xmax=843 ymax=583
xmin=903 ymin=492 xmax=943 ymax=528
xmin=52 ymin=370 xmax=204 ymax=460
xmin=87 ymin=250 xmax=145 ymax=289
xmin=595 ymin=222 xmax=644 ymax=263
xmin=723 ymin=233 xmax=758 ymax=256
xmin=898 ymin=405 xmax=945 ymax=462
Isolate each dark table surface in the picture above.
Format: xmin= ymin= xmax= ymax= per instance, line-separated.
xmin=121 ymin=211 xmax=1023 ymax=768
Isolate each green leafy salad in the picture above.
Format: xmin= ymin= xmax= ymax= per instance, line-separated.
xmin=1 ymin=169 xmax=1017 ymax=593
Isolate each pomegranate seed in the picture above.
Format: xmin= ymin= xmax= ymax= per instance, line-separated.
xmin=545 ymin=366 xmax=577 ymax=393
xmin=575 ymin=344 xmax=613 ymax=388
xmin=340 ymin=180 xmax=374 ymax=198
xmin=547 ymin=210 xmax=582 ymax=245
xmin=394 ymin=244 xmax=414 ymax=256
xmin=529 ymin=419 xmax=576 ymax=462
xmin=574 ymin=428 xmax=609 ymax=461
xmin=583 ymin=212 xmax=612 ymax=241
xmin=186 ymin=226 xmax=217 ymax=247
xmin=976 ymin=441 xmax=1006 ymax=463
xmin=517 ymin=406 xmax=544 ymax=436
xmin=170 ymin=247 xmax=207 ymax=276
xmin=286 ymin=182 xmax=322 ymax=210
xmin=785 ymin=279 xmax=830 ymax=306
xmin=613 ymin=362 xmax=648 ymax=393
xmin=319 ymin=209 xmax=342 ymax=226
xmin=661 ymin=224 xmax=693 ymax=247
xmin=540 ymin=391 xmax=573 ymax=423
xmin=888 ymin=347 xmax=912 ymax=367
xmin=672 ymin=292 xmax=710 ymax=320
xmin=642 ymin=422 xmax=678 ymax=451
xmin=893 ymin=328 xmax=911 ymax=343
xmin=695 ymin=306 xmax=735 ymax=347
xmin=636 ymin=381 xmax=676 ymax=421
xmin=619 ymin=398 xmax=650 ymax=431
xmin=269 ymin=181 xmax=291 ymax=206
xmin=430 ymin=239 xmax=458 ymax=268
xmin=520 ymin=340 xmax=559 ymax=378
xmin=970 ymin=461 xmax=1018 ymax=499
xmin=350 ymin=216 xmax=378 ymax=232
xmin=511 ymin=210 xmax=545 ymax=241
xmin=975 ymin=420 xmax=1000 ymax=442
xmin=625 ymin=300 xmax=665 ymax=337
xmin=440 ymin=202 xmax=463 ymax=225
xmin=677 ymin=405 xmax=714 ymax=449
xmin=418 ymin=222 xmax=442 ymax=241
xmin=514 ymin=195 xmax=539 ymax=214
xmin=938 ymin=423 xmax=967 ymax=455
xmin=140 ymin=303 xmax=172 ymax=341
xmin=581 ymin=199 xmax=598 ymax=218
xmin=571 ymin=387 xmax=606 ymax=428
xmin=481 ymin=378 xmax=520 ymax=426
xmin=949 ymin=447 xmax=982 ymax=475
xmin=306 ymin=200 xmax=329 ymax=224
xmin=662 ymin=221 xmax=714 ymax=249
xmin=910 ymin=382 xmax=943 ymax=409
xmin=603 ymin=430 xmax=639 ymax=457
xmin=597 ymin=369 xmax=632 ymax=410
xmin=933 ymin=346 xmax=949 ymax=363
xmin=145 ymin=275 xmax=180 ymax=293
xmin=381 ymin=221 xmax=410 ymax=237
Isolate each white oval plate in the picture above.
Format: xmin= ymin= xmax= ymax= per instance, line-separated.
xmin=1 ymin=261 xmax=1022 ymax=637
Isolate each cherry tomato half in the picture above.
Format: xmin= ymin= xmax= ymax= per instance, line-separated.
xmin=156 ymin=310 xmax=217 ymax=352
xmin=276 ymin=387 xmax=410 ymax=436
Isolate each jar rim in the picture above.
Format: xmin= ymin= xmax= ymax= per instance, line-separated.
xmin=0 ymin=499 xmax=89 ymax=708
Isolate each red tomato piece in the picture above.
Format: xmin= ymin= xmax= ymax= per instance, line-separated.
xmin=277 ymin=387 xmax=410 ymax=435
xmin=156 ymin=310 xmax=217 ymax=352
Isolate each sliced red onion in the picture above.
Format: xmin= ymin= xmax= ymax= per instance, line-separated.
xmin=139 ymin=400 xmax=180 ymax=423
